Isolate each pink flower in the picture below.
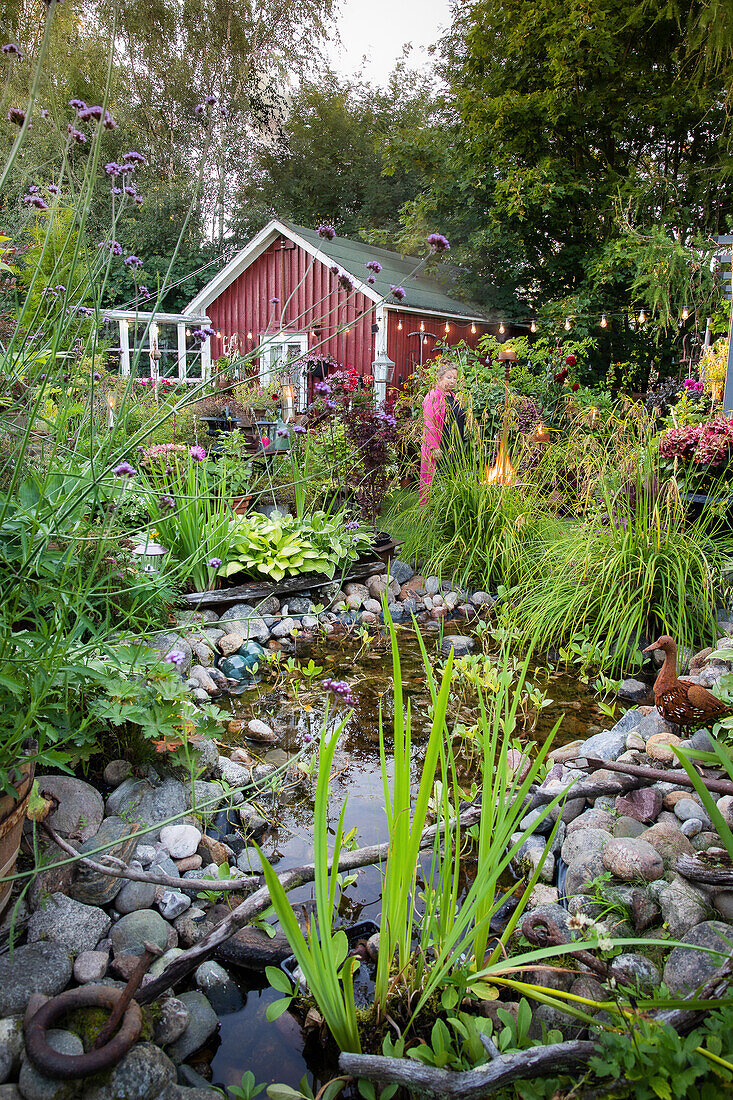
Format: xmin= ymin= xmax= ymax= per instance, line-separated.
xmin=261 ymin=437 xmax=269 ymax=448
xmin=190 ymin=445 xmax=207 ymax=461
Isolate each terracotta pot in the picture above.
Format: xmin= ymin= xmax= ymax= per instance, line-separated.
xmin=230 ymin=495 xmax=252 ymax=516
xmin=0 ymin=759 xmax=34 ymax=919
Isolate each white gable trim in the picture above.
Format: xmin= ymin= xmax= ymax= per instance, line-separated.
xmin=184 ymin=219 xmax=382 ymax=315
xmin=383 ymin=303 xmax=494 ymax=324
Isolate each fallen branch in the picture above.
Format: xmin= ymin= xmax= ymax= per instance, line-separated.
xmin=136 ymin=804 xmax=482 ymax=1005
xmin=575 ymin=757 xmax=733 ymax=797
xmin=675 ymin=852 xmax=733 ymax=889
xmin=525 ymin=774 xmax=643 ymax=807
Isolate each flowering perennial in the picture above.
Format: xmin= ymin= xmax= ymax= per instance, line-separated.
xmin=365 ymin=260 xmax=382 ymax=273
xmin=390 ymin=285 xmax=406 ymax=301
xmin=427 ymin=232 xmax=450 ymax=253
xmin=317 ymin=224 xmax=336 ymax=240
xmin=321 ymin=678 xmax=356 ymax=706
xmin=660 ymin=415 xmax=733 ymax=467
xmin=112 ymin=461 xmax=136 ymax=477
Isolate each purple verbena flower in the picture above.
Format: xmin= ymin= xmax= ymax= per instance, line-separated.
xmin=164 ymin=649 xmax=185 ymax=668
xmin=123 ymin=186 xmax=137 ymax=198
xmin=338 ymin=273 xmax=354 ymax=293
xmin=365 ymin=260 xmax=382 ymax=273
xmin=208 ymin=557 xmax=222 ymax=568
xmin=92 ymin=371 xmax=102 ymax=380
xmin=220 ymin=105 xmax=229 ymax=119
xmin=314 ymin=381 xmax=331 ymax=395
xmin=54 ymin=284 xmax=66 ymax=293
xmin=321 ymin=678 xmax=355 ymax=706
xmin=344 ymin=520 xmax=359 ymax=530
xmin=276 ymin=427 xmax=289 ymax=437
xmin=40 ymin=108 xmax=49 ymax=119
xmin=23 ymin=194 xmax=48 ymax=210
xmin=102 ymin=110 xmax=117 ymax=130
xmin=190 ymin=445 xmax=207 ymax=461
xmin=292 ymin=424 xmax=306 ymax=434
xmin=124 ymin=255 xmax=142 ymax=268
xmin=204 ymin=94 xmax=217 ymax=105
xmin=69 ymin=98 xmax=87 ymax=111
xmin=8 ymin=107 xmax=26 ymax=126
xmin=427 ymin=232 xmax=450 ymax=253
xmin=159 ymin=493 xmax=175 ymax=510
xmin=390 ymin=285 xmax=406 ymax=301
xmin=138 ymin=285 xmax=150 ymax=298
xmin=47 ymin=183 xmax=59 ymax=194
xmin=270 ymin=296 xmax=280 ymax=304
xmin=112 ymin=461 xmax=136 ymax=477
xmin=28 ymin=185 xmax=39 ymax=193
xmin=105 ymin=162 xmax=122 ymax=176
xmin=110 ymin=187 xmax=122 ymax=196
xmin=123 ymin=150 xmax=146 ymax=164
xmin=367 ymin=275 xmax=375 ymax=284
xmin=2 ymin=43 xmax=22 ymax=58
xmin=329 ymin=264 xmax=340 ymax=276
xmin=67 ymin=124 xmax=86 ymax=143
xmin=317 ymin=224 xmax=336 ymax=240
xmin=194 ymin=103 xmax=205 ymax=116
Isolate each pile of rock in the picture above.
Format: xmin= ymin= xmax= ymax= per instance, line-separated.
xmin=148 ymin=560 xmax=494 ymax=697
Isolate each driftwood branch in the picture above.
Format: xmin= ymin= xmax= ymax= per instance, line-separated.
xmin=576 ymin=756 xmax=733 ymax=797
xmin=340 ymin=956 xmax=733 ymax=1098
xmin=340 ymin=1041 xmax=597 ymax=1099
xmin=136 ymin=805 xmax=482 ymax=1005
xmin=675 ymin=852 xmax=733 ymax=888
xmin=526 ymin=774 xmax=643 ymax=807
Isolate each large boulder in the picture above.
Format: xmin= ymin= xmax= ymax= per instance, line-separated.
xmin=664 ymin=921 xmax=733 ymax=995
xmin=0 ymin=942 xmax=72 ymax=1016
xmin=27 ymin=893 xmax=111 ymax=954
xmin=35 ymin=776 xmax=104 ymax=842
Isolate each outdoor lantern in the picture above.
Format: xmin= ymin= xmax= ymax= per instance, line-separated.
xmin=131 ymin=537 xmax=169 ymax=574
xmin=372 ymin=351 xmax=396 ymax=408
xmin=107 ymin=392 xmax=116 ymax=427
xmin=281 ymin=381 xmax=295 ymax=422
xmin=497 ymin=347 xmax=517 ymax=362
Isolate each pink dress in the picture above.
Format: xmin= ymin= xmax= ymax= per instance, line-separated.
xmin=420 ymin=387 xmax=446 ymax=502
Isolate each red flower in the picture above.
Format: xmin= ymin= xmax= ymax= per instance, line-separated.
xmin=271 ymin=394 xmax=278 ymax=401
xmin=554 ymin=369 xmax=568 ymax=384
xmin=566 ymin=354 xmax=577 ymax=366
xmin=572 ymin=383 xmax=579 ymax=392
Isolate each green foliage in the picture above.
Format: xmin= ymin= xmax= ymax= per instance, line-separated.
xmin=219 ymin=510 xmax=372 ymax=582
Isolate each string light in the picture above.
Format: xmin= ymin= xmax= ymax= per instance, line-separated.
xmin=420 ymin=320 xmax=425 ymax=332
xmin=444 ymin=322 xmax=450 ymax=333
xmin=247 ymin=329 xmax=253 ymax=340
xmin=600 ymin=314 xmax=607 ymax=328
xmin=530 ymin=320 xmax=537 ymax=333
xmin=185 ymin=328 xmax=191 ymax=337
xmin=638 ymin=310 xmax=646 ymax=325
xmin=345 ymin=327 xmax=351 ymax=334
xmin=499 ymin=322 xmax=505 ymax=334
xmin=564 ymin=318 xmax=571 ymax=331
xmin=397 ymin=319 xmax=402 ymax=331
xmin=471 ymin=323 xmax=476 ymax=334
xmin=682 ymin=308 xmax=689 ymax=320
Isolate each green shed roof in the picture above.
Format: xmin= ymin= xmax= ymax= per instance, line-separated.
xmin=283 ymin=221 xmax=498 ymax=322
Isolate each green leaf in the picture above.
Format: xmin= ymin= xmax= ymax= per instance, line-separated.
xmin=265 ymin=997 xmax=293 ymax=1022
xmin=266 ymin=966 xmax=293 ymax=994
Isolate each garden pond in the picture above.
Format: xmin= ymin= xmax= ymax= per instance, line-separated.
xmin=205 ymin=627 xmax=623 ymax=1094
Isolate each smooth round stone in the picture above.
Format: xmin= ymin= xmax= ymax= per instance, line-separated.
xmin=642 ymin=821 xmax=695 ymax=866
xmin=19 ymin=1030 xmax=83 ymax=1100
xmin=566 ymin=808 xmax=615 ymax=835
xmin=0 ymin=1017 xmax=23 ymax=1085
xmin=664 ymin=921 xmax=733 ymax=994
xmin=561 ymin=827 xmax=610 ymax=867
xmin=646 ymin=732 xmax=683 ymax=764
xmin=148 ymin=947 xmax=185 ymax=979
xmin=564 ymin=850 xmax=607 ymax=898
xmin=246 ymin=718 xmax=279 ymax=743
xmin=153 ymin=996 xmax=190 ymax=1046
xmin=614 ymin=816 xmax=647 ymax=838
xmin=73 ymin=950 xmax=109 ymax=984
xmin=114 ymin=879 xmax=157 ymax=914
xmin=194 ymin=960 xmax=231 ymax=990
xmin=674 ymin=799 xmax=711 ymax=827
xmin=713 ymin=891 xmax=733 ymax=921
xmin=110 ymin=909 xmax=170 ymax=957
xmin=159 ymin=824 xmax=202 ymax=860
xmin=602 ymin=837 xmax=665 ymax=882
xmin=36 ymin=775 xmax=104 ymax=842
xmin=663 ymin=789 xmax=694 ymax=810
xmin=103 ymin=759 xmax=132 ymax=787
xmin=157 ymin=890 xmax=191 ymax=920
xmin=219 ymin=633 xmax=245 ymax=657
xmin=612 ymin=952 xmax=660 ymax=993
xmin=166 ymin=991 xmax=219 ymax=1064
xmin=0 ymin=943 xmax=72 ymax=1017
xmin=680 ymin=818 xmax=703 ymax=838
xmin=440 ymin=635 xmax=475 ymax=657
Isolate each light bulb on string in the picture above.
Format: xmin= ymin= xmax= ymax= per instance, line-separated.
xmin=471 ymin=323 xmax=476 ymax=334
xmin=397 ymin=318 xmax=402 ymax=331
xmin=564 ymin=318 xmax=571 ymax=331
xmin=638 ymin=310 xmax=646 ymax=325
xmin=682 ymin=308 xmax=689 ymax=320
xmin=499 ymin=322 xmax=505 ymax=334
xmin=247 ymin=329 xmax=253 ymax=340
xmin=530 ymin=320 xmax=537 ymax=333
xmin=600 ymin=314 xmax=607 ymax=328
xmin=444 ymin=322 xmax=450 ymax=333
xmin=420 ymin=320 xmax=425 ymax=332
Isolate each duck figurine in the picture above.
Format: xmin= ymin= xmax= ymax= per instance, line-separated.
xmin=642 ymin=635 xmax=733 ymax=728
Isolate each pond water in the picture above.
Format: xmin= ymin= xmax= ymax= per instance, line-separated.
xmin=203 ymin=626 xmax=622 ymax=1095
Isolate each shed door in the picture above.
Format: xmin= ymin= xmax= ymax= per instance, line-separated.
xmin=259 ymin=333 xmax=309 ymax=409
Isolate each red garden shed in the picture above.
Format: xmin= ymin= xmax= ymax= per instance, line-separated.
xmin=184 ymin=219 xmax=503 ymax=408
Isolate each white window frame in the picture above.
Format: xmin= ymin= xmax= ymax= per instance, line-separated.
xmin=258 ymin=331 xmax=309 ymax=408
xmin=112 ymin=312 xmax=211 ymax=383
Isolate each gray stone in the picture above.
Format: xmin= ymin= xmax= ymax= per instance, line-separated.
xmin=688 ymin=728 xmax=715 ymax=751
xmin=106 ymin=778 xmax=192 ymax=843
xmin=103 ymin=759 xmax=133 ymax=788
xmin=440 ymin=635 xmax=475 ymax=658
xmin=18 ymin=1029 xmax=82 ymax=1100
xmin=612 ymin=953 xmax=660 ymax=992
xmin=115 ymin=879 xmax=158 ymax=914
xmin=287 ymin=596 xmax=314 ymax=615
xmin=35 ymin=775 xmax=104 ymax=842
xmin=681 ymin=818 xmax=703 ymax=838
xmin=470 ymin=590 xmax=494 ymax=607
xmin=602 ymin=837 xmax=664 ymax=882
xmin=578 ymin=729 xmax=629 ymax=762
xmin=0 ymin=1016 xmax=23 ymax=1086
xmin=166 ymin=991 xmax=219 ymax=1063
xmin=693 ymin=831 xmax=720 ymax=851
xmin=151 ymin=632 xmax=193 ymax=676
xmin=0 ymin=1087 xmax=22 ymax=1100
xmin=150 ymin=855 xmax=180 ymax=880
xmin=271 ymin=617 xmax=296 ymax=638
xmin=236 ymin=847 xmax=265 ymax=874
xmin=566 ymin=807 xmax=616 ymax=835
xmin=616 ymin=679 xmax=649 ymax=703
xmin=148 ymin=948 xmax=185 ymax=980
xmin=674 ymin=798 xmax=711 ymax=827
xmin=565 ymin=849 xmax=608 ymax=899
xmin=72 ymin=950 xmax=109 ymax=983
xmin=160 ymin=825 xmax=202 ymax=860
xmin=110 ymin=909 xmax=170 ymax=957
xmin=217 ymin=758 xmax=251 ymax=788
xmin=664 ymin=920 xmax=733 ymax=994
xmin=238 ymin=803 xmax=268 ymax=838
xmin=614 ymin=816 xmax=647 ymax=838
xmin=28 ymin=893 xmax=110 ymax=954
xmin=521 ymin=904 xmax=576 ymax=944
xmin=651 ymin=876 xmax=710 ymax=938
xmin=0 ymin=942 xmax=71 ymax=1017
xmin=561 ymin=828 xmax=610 ymax=866
xmin=82 ymin=1042 xmax=176 ymax=1100
xmin=389 ymin=559 xmax=415 ymax=585
xmin=246 ymin=719 xmax=279 ymax=744
xmin=193 ymin=781 xmax=237 ymax=813
xmin=189 ymin=666 xmax=219 ymax=695
xmin=154 ymin=997 xmax=191 ymax=1046
xmin=158 ymin=890 xmax=191 ymax=920
xmin=641 ymin=821 xmax=696 ymax=867
xmin=217 ymin=605 xmax=269 ymax=644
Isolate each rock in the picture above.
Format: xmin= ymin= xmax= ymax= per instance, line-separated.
xmin=110 ymin=879 xmax=153 ymax=918
xmin=81 ymin=1042 xmax=176 ymax=1100
xmin=150 ymin=855 xmax=180 ymax=880
xmin=18 ymin=1029 xmax=83 ymax=1100
xmin=35 ymin=775 xmax=104 ymax=843
xmin=166 ymin=991 xmax=219 ymax=1063
xmin=612 ymin=953 xmax=660 ymax=992
xmin=238 ymin=803 xmax=269 ymax=838
xmin=154 ymin=997 xmax=191 ymax=1046
xmin=578 ymin=729 xmax=628 ymax=762
xmin=614 ymin=787 xmax=662 ymax=824
xmin=602 ymin=837 xmax=664 ymax=882
xmin=617 ymin=678 xmax=650 ymax=703
xmin=175 ymin=855 xmax=202 ymax=873
xmin=189 ymin=666 xmax=219 ymax=695
xmin=0 ymin=942 xmax=71 ymax=1016
xmin=643 ymin=821 xmax=696 ymax=867
xmin=664 ymin=921 xmax=733 ymax=994
xmin=160 ymin=825 xmax=202 ymax=860
xmin=198 ymin=834 xmax=229 ymax=866
xmin=152 ymin=632 xmax=193 ymax=676
xmin=219 ymin=605 xmax=270 ymax=644
xmin=28 ymin=893 xmax=110 ymax=954
xmin=105 ymin=778 xmax=191 ymax=842
xmin=270 ymin=618 xmax=295 ymax=638
xmin=663 ymin=789 xmax=695 ymax=810
xmin=217 ymin=757 xmax=251 ymax=788
xmin=688 ymin=728 xmax=715 ymax=751
xmin=564 ymin=849 xmax=608 ymax=898
xmin=626 ymin=733 xmax=646 ymax=751
xmin=692 ymin=830 xmax=719 ymax=851
xmin=440 ymin=635 xmax=475 ymax=658
xmin=158 ymin=891 xmax=192 ymax=920
xmin=103 ymin=759 xmax=132 ymax=787
xmin=674 ymin=799 xmax=711 ymax=827
xmin=470 ymin=591 xmax=494 ymax=607
xmin=522 ymin=903 xmax=576 ymax=944
xmin=72 ymin=950 xmax=109 ymax=985
xmin=646 ymin=731 xmax=683 ymax=764
xmin=174 ymin=909 xmax=217 ymax=948
xmin=389 ymin=559 xmax=415 ymax=585
xmin=561 ymin=828 xmax=611 ymax=866
xmin=147 ymin=948 xmax=185 ymax=980
xmin=650 ymin=875 xmax=709 ymax=937
xmin=246 ymin=719 xmax=279 ymax=744
xmin=566 ymin=807 xmax=616 ymax=835
xmin=0 ymin=1016 xmax=23 ymax=1085
xmin=218 ymin=633 xmax=245 ymax=657
xmin=0 ymin=1087 xmax=22 ymax=1100
xmin=713 ymin=891 xmax=733 ymax=921
xmin=615 ymin=816 xmax=647 ymax=838
xmin=111 ymin=909 xmax=170 ymax=957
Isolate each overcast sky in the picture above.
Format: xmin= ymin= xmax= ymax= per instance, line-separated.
xmin=325 ymin=0 xmax=452 ymax=86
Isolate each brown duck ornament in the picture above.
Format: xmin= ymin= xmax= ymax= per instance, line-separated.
xmin=643 ymin=635 xmax=733 ymax=729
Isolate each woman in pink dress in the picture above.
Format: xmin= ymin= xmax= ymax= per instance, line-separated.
xmin=420 ymin=362 xmax=459 ymax=502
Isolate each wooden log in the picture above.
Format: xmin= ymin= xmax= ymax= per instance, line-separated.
xmin=180 ymin=557 xmax=384 ymax=608
xmin=675 ymin=852 xmax=733 ymax=888
xmin=576 ymin=756 xmax=733 ymax=797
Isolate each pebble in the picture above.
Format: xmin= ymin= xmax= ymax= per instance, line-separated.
xmin=110 ymin=909 xmax=170 ymax=957
xmin=160 ymin=824 xmax=202 ymax=860
xmin=674 ymin=799 xmax=711 ymax=827
xmin=158 ymin=890 xmax=191 ymax=920
xmin=0 ymin=1017 xmax=23 ymax=1085
xmin=612 ymin=953 xmax=660 ymax=993
xmin=166 ymin=990 xmax=219 ymax=1063
xmin=614 ymin=787 xmax=662 ymax=824
xmin=134 ymin=844 xmax=157 ymax=867
xmin=663 ymin=789 xmax=695 ymax=810
xmin=602 ymin=837 xmax=664 ymax=882
xmin=36 ymin=775 xmax=104 ymax=842
xmin=115 ymin=878 xmax=158 ymax=914
xmin=73 ymin=950 xmax=109 ymax=984
xmin=175 ymin=854 xmax=203 ymax=872
xmin=646 ymin=731 xmax=683 ymax=764
xmin=18 ymin=1029 xmax=83 ymax=1100
xmin=219 ymin=633 xmax=245 ymax=656
xmin=247 ymin=718 xmax=279 ymax=743
xmin=153 ymin=996 xmax=190 ymax=1046
xmin=103 ymin=759 xmax=132 ymax=787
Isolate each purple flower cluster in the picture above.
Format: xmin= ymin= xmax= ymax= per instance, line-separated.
xmin=208 ymin=557 xmax=222 ymax=568
xmin=98 ymin=240 xmax=123 ymax=255
xmin=390 ymin=285 xmax=406 ymax=301
xmin=2 ymin=43 xmax=22 ymax=58
xmin=7 ymin=107 xmax=26 ymax=126
xmin=124 ymin=255 xmax=142 ymax=268
xmin=159 ymin=493 xmax=175 ymax=510
xmin=204 ymin=94 xmax=217 ymax=106
xmin=367 ymin=275 xmax=376 ymax=285
xmin=660 ymin=415 xmax=733 ymax=467
xmin=427 ymin=232 xmax=450 ymax=253
xmin=164 ymin=649 xmax=186 ymax=668
xmin=194 ymin=103 xmax=205 ymax=117
xmin=344 ymin=520 xmax=359 ymax=531
xmin=322 ymin=678 xmax=356 ymax=706
xmin=270 ymin=296 xmax=280 ymax=304
xmin=683 ymin=378 xmax=704 ymax=395
xmin=123 ymin=151 xmax=146 ymax=165
xmin=67 ymin=124 xmax=86 ymax=143
xmin=112 ymin=461 xmax=136 ymax=477
xmin=48 ymin=183 xmax=59 ymax=195
xmin=192 ymin=326 xmax=217 ymax=341
xmin=23 ymin=193 xmax=48 ymax=210
xmin=317 ymin=224 xmax=336 ymax=240
xmin=190 ymin=445 xmax=207 ymax=461
xmin=365 ymin=260 xmax=382 ymax=273
xmin=292 ymin=424 xmax=306 ymax=434
xmin=314 ymin=381 xmax=331 ymax=396
xmin=338 ymin=273 xmax=354 ymax=293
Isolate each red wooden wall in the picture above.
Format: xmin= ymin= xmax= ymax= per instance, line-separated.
xmin=385 ymin=311 xmax=494 ymax=388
